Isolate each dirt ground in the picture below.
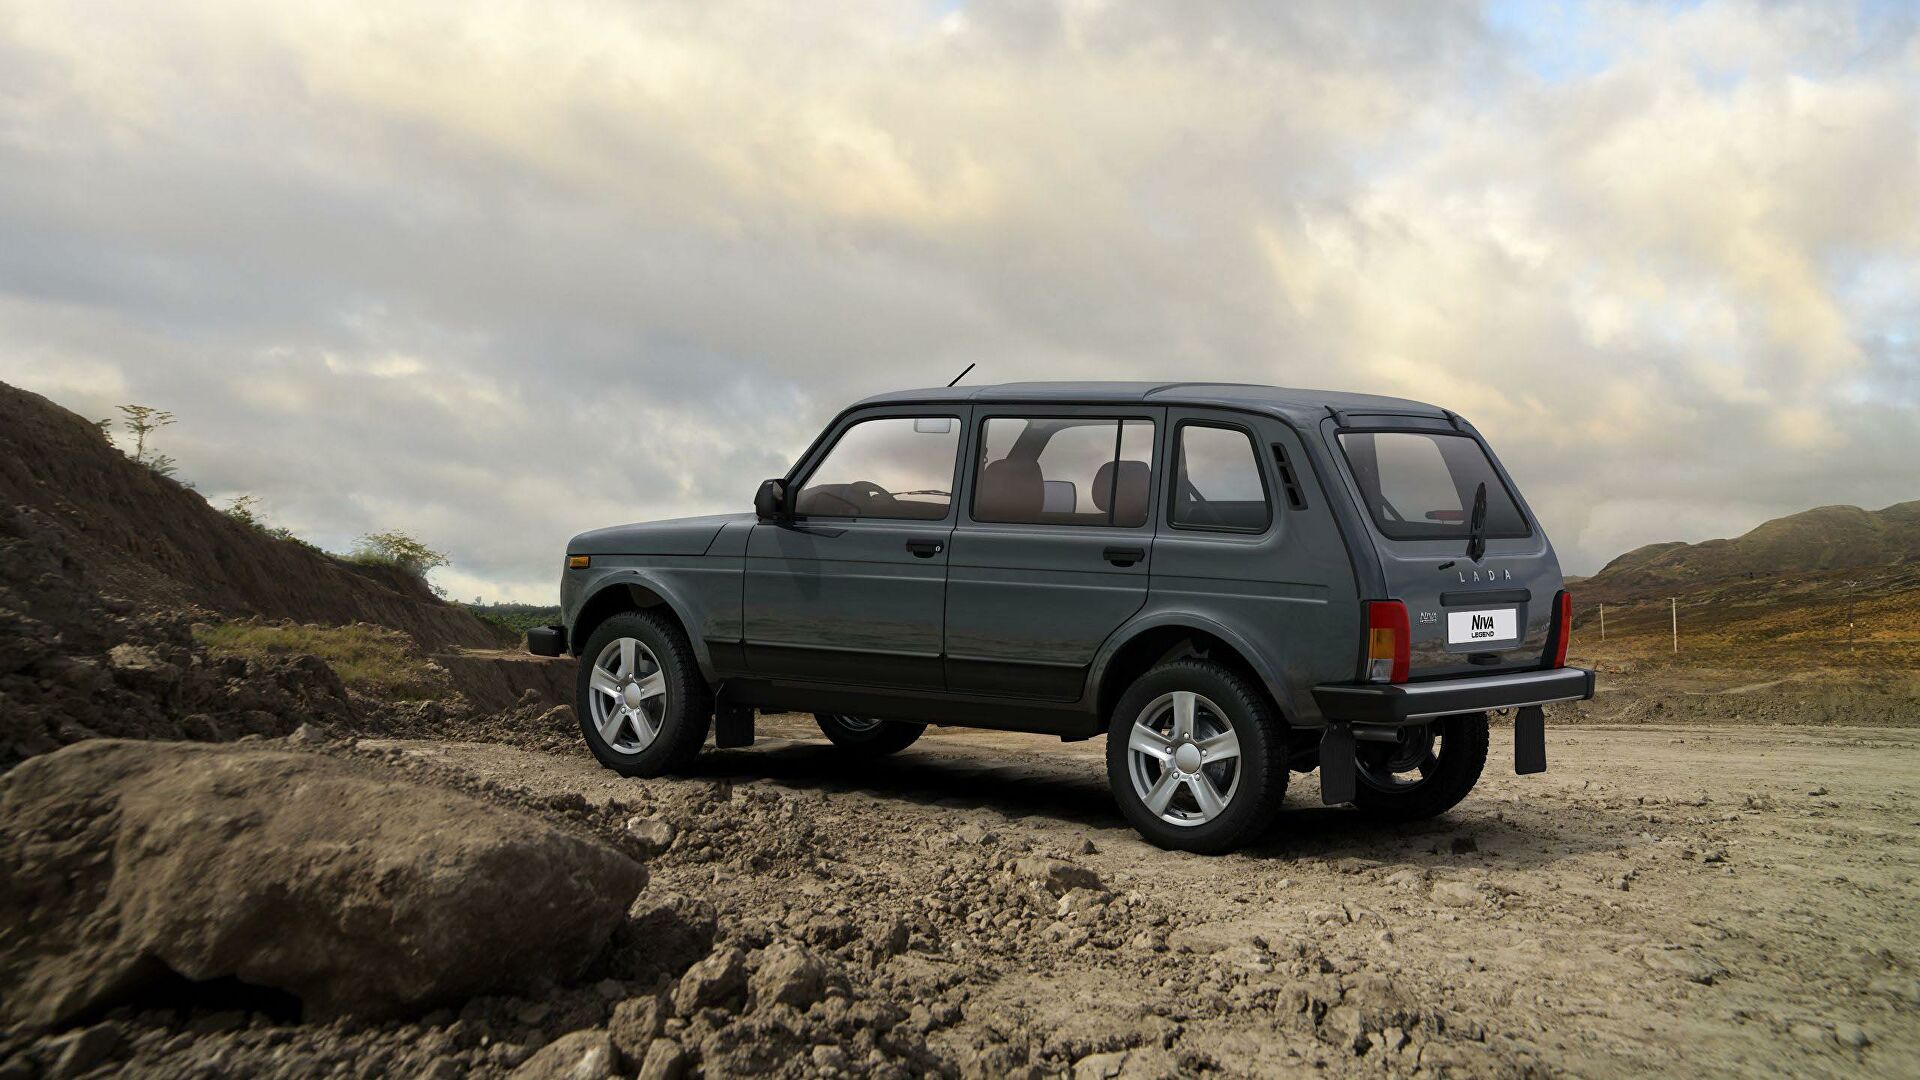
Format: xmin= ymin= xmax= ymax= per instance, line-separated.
xmin=355 ymin=712 xmax=1918 ymax=1079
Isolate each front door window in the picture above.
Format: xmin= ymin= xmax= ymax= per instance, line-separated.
xmin=793 ymin=416 xmax=960 ymax=520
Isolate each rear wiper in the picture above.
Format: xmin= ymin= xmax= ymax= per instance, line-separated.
xmin=1466 ymin=481 xmax=1488 ymax=562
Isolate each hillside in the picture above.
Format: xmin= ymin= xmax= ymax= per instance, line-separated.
xmin=0 ymin=381 xmax=500 ymax=649
xmin=1577 ymin=502 xmax=1920 ymax=601
xmin=1564 ymin=501 xmax=1920 ymax=691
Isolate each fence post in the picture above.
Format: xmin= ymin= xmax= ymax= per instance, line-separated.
xmin=1670 ymin=597 xmax=1678 ymax=654
xmin=1599 ymin=603 xmax=1605 ymax=642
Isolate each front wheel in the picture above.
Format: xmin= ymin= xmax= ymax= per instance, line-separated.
xmin=814 ymin=713 xmax=926 ymax=757
xmin=1105 ymin=659 xmax=1287 ymax=855
xmin=576 ymin=610 xmax=712 ymax=777
xmin=1349 ymin=713 xmax=1488 ymax=822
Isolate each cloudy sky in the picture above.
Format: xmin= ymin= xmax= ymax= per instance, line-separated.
xmin=2 ymin=0 xmax=1915 ymax=601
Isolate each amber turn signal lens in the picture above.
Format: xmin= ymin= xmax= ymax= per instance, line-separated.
xmin=567 ymin=555 xmax=590 ymax=569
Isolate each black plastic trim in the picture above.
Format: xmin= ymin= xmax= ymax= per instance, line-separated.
xmin=1312 ymin=667 xmax=1595 ymax=725
xmin=526 ymin=625 xmax=566 ymax=657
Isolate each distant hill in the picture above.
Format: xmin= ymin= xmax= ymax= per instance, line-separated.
xmin=1576 ymin=502 xmax=1920 ymax=601
xmin=0 ymin=381 xmax=501 ymax=649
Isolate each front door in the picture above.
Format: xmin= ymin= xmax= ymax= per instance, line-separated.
xmin=943 ymin=408 xmax=1163 ymax=699
xmin=743 ymin=408 xmax=967 ymax=691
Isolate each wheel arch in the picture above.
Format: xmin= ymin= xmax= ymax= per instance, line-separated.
xmin=1090 ymin=615 xmax=1297 ymax=729
xmin=569 ymin=572 xmax=714 ymax=680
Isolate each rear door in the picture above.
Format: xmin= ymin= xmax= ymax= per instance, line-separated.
xmin=743 ymin=408 xmax=965 ymax=691
xmin=943 ymin=407 xmax=1162 ymax=699
xmin=1323 ymin=415 xmax=1564 ymax=679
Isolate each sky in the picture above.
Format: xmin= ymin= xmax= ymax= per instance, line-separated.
xmin=1 ymin=0 xmax=1915 ymax=602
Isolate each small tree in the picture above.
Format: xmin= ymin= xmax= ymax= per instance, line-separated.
xmin=350 ymin=530 xmax=450 ymax=578
xmin=116 ymin=404 xmax=178 ymax=477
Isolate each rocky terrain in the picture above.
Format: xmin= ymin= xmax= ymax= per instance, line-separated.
xmin=2 ymin=379 xmax=1915 ymax=1077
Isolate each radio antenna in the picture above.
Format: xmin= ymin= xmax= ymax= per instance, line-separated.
xmin=946 ymin=363 xmax=976 ymax=387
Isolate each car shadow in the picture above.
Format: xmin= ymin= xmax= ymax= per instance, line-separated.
xmin=684 ymin=738 xmax=1615 ymax=870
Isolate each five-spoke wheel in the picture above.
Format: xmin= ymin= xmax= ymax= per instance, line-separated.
xmin=587 ymin=636 xmax=668 ymax=756
xmin=1105 ymin=659 xmax=1285 ymax=854
xmin=575 ymin=609 xmax=710 ymax=776
xmin=1125 ymin=690 xmax=1242 ymax=827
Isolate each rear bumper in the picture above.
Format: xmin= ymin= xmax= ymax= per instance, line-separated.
xmin=1312 ymin=667 xmax=1595 ymax=725
xmin=526 ymin=625 xmax=567 ymax=657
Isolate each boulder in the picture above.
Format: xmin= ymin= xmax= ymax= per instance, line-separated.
xmin=0 ymin=740 xmax=647 ymax=1030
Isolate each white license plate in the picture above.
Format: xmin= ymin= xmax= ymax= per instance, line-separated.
xmin=1448 ymin=608 xmax=1518 ymax=645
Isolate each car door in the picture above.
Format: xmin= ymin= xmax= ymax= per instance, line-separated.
xmin=743 ymin=407 xmax=967 ymax=691
xmin=943 ymin=406 xmax=1163 ymax=699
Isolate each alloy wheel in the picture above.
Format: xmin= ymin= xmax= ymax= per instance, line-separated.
xmin=1125 ymin=690 xmax=1242 ymax=827
xmin=587 ymin=637 xmax=668 ymax=756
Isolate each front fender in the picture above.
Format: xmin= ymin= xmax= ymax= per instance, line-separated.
xmin=566 ymin=566 xmax=716 ymax=681
xmin=1087 ymin=611 xmax=1302 ymax=725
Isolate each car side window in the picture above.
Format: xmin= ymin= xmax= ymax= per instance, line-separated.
xmin=973 ymin=417 xmax=1153 ymax=527
xmin=1171 ymin=423 xmax=1270 ymax=532
xmin=793 ymin=416 xmax=960 ymax=521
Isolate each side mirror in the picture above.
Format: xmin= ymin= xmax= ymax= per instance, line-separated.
xmin=754 ymin=478 xmax=788 ymax=523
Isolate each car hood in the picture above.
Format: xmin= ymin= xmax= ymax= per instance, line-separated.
xmin=568 ymin=513 xmax=752 ymax=556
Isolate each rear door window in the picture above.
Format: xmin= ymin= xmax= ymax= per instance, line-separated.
xmin=1337 ymin=431 xmax=1529 ymax=540
xmin=973 ymin=417 xmax=1154 ymax=527
xmin=1170 ymin=423 xmax=1270 ymax=532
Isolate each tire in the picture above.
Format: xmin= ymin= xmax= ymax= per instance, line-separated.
xmin=1105 ymin=659 xmax=1287 ymax=855
xmin=575 ymin=610 xmax=712 ymax=777
xmin=814 ymin=713 xmax=926 ymax=757
xmin=1349 ymin=712 xmax=1488 ymax=822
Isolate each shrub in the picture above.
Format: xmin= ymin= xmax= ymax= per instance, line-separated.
xmin=349 ymin=531 xmax=449 ymax=578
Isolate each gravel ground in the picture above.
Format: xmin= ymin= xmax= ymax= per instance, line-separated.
xmin=351 ymin=714 xmax=1920 ymax=1079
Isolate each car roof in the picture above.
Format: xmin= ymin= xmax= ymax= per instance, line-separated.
xmin=849 ymin=381 xmax=1451 ymax=426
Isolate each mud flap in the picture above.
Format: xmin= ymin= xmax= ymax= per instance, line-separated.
xmin=1514 ymin=705 xmax=1546 ymax=775
xmin=714 ymin=701 xmax=755 ymax=749
xmin=1320 ymin=722 xmax=1357 ymax=805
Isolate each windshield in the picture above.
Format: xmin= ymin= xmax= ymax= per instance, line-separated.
xmin=1337 ymin=431 xmax=1530 ymax=542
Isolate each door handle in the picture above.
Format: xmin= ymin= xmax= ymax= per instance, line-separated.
xmin=905 ymin=538 xmax=944 ymax=558
xmin=1103 ymin=545 xmax=1145 ymax=567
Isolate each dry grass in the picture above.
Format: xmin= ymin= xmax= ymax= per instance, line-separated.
xmin=195 ymin=621 xmax=454 ymax=700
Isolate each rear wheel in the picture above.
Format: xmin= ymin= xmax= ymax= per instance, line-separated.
xmin=1105 ymin=659 xmax=1286 ymax=854
xmin=1349 ymin=713 xmax=1488 ymax=822
xmin=814 ymin=713 xmax=926 ymax=756
xmin=576 ymin=610 xmax=712 ymax=777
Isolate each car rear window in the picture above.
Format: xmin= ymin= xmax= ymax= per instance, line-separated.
xmin=1337 ymin=431 xmax=1530 ymax=541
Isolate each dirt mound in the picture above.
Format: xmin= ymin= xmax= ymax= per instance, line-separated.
xmin=0 ymin=739 xmax=647 ymax=1030
xmin=0 ymin=380 xmax=500 ymax=649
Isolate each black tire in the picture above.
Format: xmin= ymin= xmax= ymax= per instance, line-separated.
xmin=1350 ymin=712 xmax=1488 ymax=822
xmin=575 ymin=610 xmax=712 ymax=777
xmin=814 ymin=713 xmax=926 ymax=757
xmin=1104 ymin=659 xmax=1287 ymax=855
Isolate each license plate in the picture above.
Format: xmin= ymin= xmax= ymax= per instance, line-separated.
xmin=1447 ymin=608 xmax=1518 ymax=645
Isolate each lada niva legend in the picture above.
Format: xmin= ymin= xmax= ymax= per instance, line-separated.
xmin=529 ymin=382 xmax=1594 ymax=853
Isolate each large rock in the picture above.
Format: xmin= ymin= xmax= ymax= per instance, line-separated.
xmin=0 ymin=740 xmax=647 ymax=1030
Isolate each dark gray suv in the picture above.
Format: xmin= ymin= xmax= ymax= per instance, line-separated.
xmin=529 ymin=382 xmax=1594 ymax=853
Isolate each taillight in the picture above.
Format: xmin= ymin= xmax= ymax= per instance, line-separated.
xmin=1365 ymin=600 xmax=1410 ymax=684
xmin=1551 ymin=590 xmax=1572 ymax=667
